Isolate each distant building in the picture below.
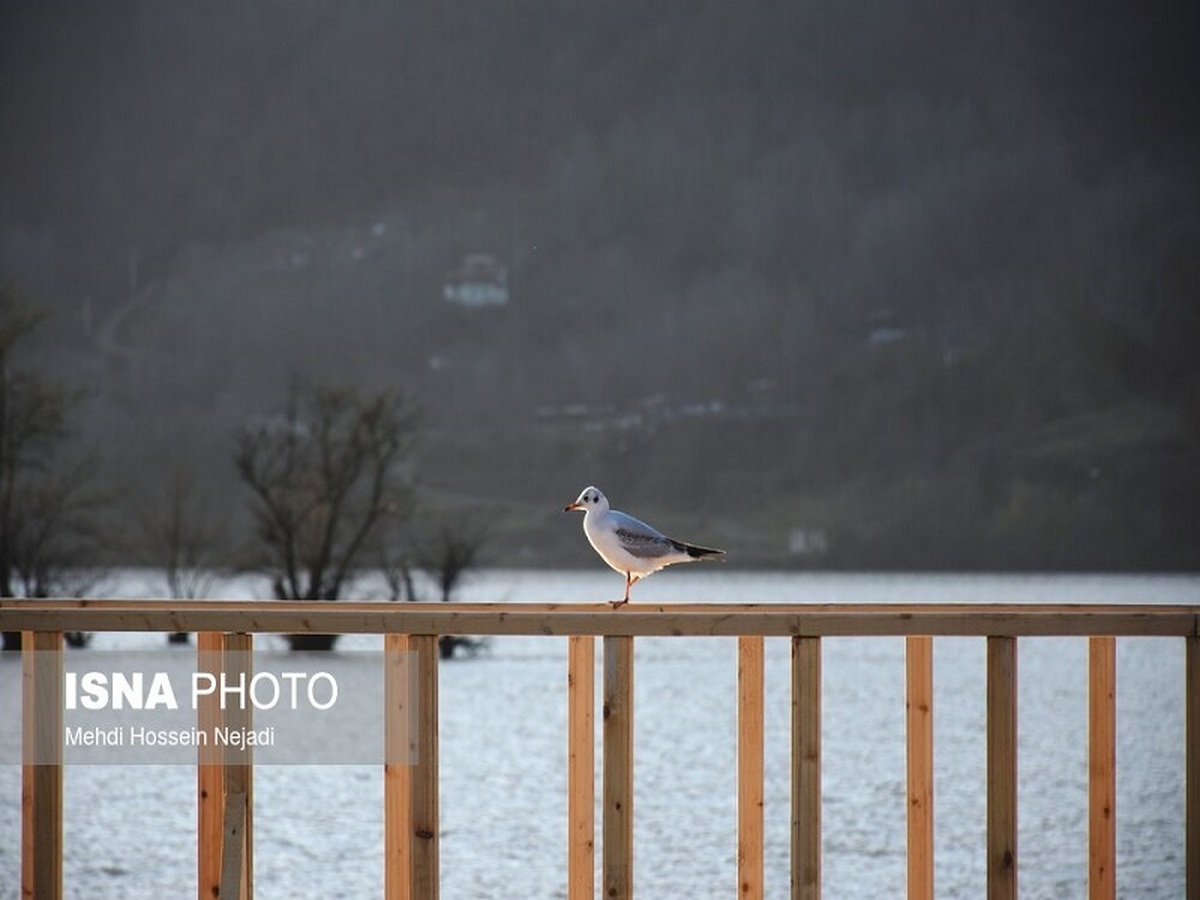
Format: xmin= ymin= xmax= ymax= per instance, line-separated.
xmin=442 ymin=254 xmax=509 ymax=308
xmin=788 ymin=528 xmax=829 ymax=557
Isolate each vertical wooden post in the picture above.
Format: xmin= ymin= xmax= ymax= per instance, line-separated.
xmin=21 ymin=632 xmax=35 ymax=900
xmin=1089 ymin=636 xmax=1116 ymax=900
xmin=792 ymin=636 xmax=821 ymax=900
xmin=197 ymin=632 xmax=223 ymax=900
xmin=603 ymin=635 xmax=634 ymax=900
xmin=906 ymin=636 xmax=934 ymax=900
xmin=410 ymin=634 xmax=440 ymax=899
xmin=1186 ymin=635 xmax=1200 ymax=900
xmin=221 ymin=632 xmax=254 ymax=900
xmin=738 ymin=636 xmax=764 ymax=899
xmin=987 ymin=636 xmax=1017 ymax=900
xmin=22 ymin=630 xmax=63 ymax=900
xmin=385 ymin=633 xmax=414 ymax=900
xmin=218 ymin=797 xmax=248 ymax=900
xmin=568 ymin=635 xmax=595 ymax=900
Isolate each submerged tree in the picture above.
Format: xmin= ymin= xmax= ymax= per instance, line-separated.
xmin=417 ymin=517 xmax=487 ymax=604
xmin=378 ymin=512 xmax=489 ymax=658
xmin=1 ymin=291 xmax=110 ymax=650
xmin=235 ymin=383 xmax=417 ymax=648
xmin=130 ymin=466 xmax=229 ymax=643
xmin=411 ymin=516 xmax=489 ymax=659
xmin=11 ymin=456 xmax=111 ymax=598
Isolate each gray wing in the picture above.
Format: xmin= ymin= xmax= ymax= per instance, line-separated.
xmin=610 ymin=510 xmax=677 ymax=559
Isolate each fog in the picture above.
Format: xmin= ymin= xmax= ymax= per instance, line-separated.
xmin=1 ymin=1 xmax=1197 ymax=569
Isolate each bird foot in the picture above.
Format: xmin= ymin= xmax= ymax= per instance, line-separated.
xmin=609 ymin=599 xmax=629 ymax=609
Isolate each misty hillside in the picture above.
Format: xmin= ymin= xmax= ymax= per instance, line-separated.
xmin=2 ymin=1 xmax=1198 ymax=569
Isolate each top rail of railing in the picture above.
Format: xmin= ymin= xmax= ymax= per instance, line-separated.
xmin=1 ymin=599 xmax=1197 ymax=637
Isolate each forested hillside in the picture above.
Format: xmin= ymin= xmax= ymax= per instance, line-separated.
xmin=2 ymin=1 xmax=1197 ymax=568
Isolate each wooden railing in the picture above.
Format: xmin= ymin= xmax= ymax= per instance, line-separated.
xmin=3 ymin=599 xmax=1199 ymax=899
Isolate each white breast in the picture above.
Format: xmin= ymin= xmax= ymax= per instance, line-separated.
xmin=584 ymin=518 xmax=658 ymax=576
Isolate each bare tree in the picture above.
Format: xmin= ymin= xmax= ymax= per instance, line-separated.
xmin=416 ymin=517 xmax=487 ymax=604
xmin=376 ymin=513 xmax=488 ymax=657
xmin=416 ymin=516 xmax=489 ymax=659
xmin=235 ymin=383 xmax=417 ymax=648
xmin=1 ymin=292 xmax=110 ymax=650
xmin=377 ymin=519 xmax=418 ymax=603
xmin=11 ymin=456 xmax=111 ymax=597
xmin=131 ymin=466 xmax=229 ymax=643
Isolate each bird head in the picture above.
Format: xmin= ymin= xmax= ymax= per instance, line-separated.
xmin=564 ymin=486 xmax=608 ymax=514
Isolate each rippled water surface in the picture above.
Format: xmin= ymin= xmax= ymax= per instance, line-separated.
xmin=1 ymin=570 xmax=1196 ymax=898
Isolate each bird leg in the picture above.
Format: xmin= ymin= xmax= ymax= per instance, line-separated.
xmin=609 ymin=573 xmax=633 ymax=608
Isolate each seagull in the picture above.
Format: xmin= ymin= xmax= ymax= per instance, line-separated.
xmin=564 ymin=485 xmax=725 ymax=605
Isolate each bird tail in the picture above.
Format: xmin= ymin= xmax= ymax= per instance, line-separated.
xmin=673 ymin=541 xmax=725 ymax=561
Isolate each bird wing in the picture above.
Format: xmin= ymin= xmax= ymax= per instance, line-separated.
xmin=610 ymin=511 xmax=676 ymax=559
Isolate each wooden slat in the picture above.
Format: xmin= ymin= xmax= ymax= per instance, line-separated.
xmin=1187 ymin=635 xmax=1200 ymax=900
xmin=987 ymin=636 xmax=1018 ymax=900
xmin=906 ymin=636 xmax=934 ymax=900
xmin=410 ymin=635 xmax=440 ymax=899
xmin=739 ymin=635 xmax=765 ymax=899
xmin=567 ymin=635 xmax=595 ymax=900
xmin=219 ymin=792 xmax=247 ymax=900
xmin=197 ymin=632 xmax=224 ymax=900
xmin=384 ymin=633 xmax=413 ymax=900
xmin=603 ymin=635 xmax=634 ymax=900
xmin=22 ymin=632 xmax=35 ymax=899
xmin=223 ymin=632 xmax=254 ymax=900
xmin=2 ymin=600 xmax=1197 ymax=638
xmin=1089 ymin=636 xmax=1116 ymax=900
xmin=22 ymin=631 xmax=63 ymax=900
xmin=792 ymin=636 xmax=821 ymax=900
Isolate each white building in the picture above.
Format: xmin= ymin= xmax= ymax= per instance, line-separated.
xmin=442 ymin=254 xmax=509 ymax=308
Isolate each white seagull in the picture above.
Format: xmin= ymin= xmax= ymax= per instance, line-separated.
xmin=564 ymin=485 xmax=725 ymax=605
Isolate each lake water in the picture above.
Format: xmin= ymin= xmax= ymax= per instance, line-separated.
xmin=1 ymin=570 xmax=1197 ymax=898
